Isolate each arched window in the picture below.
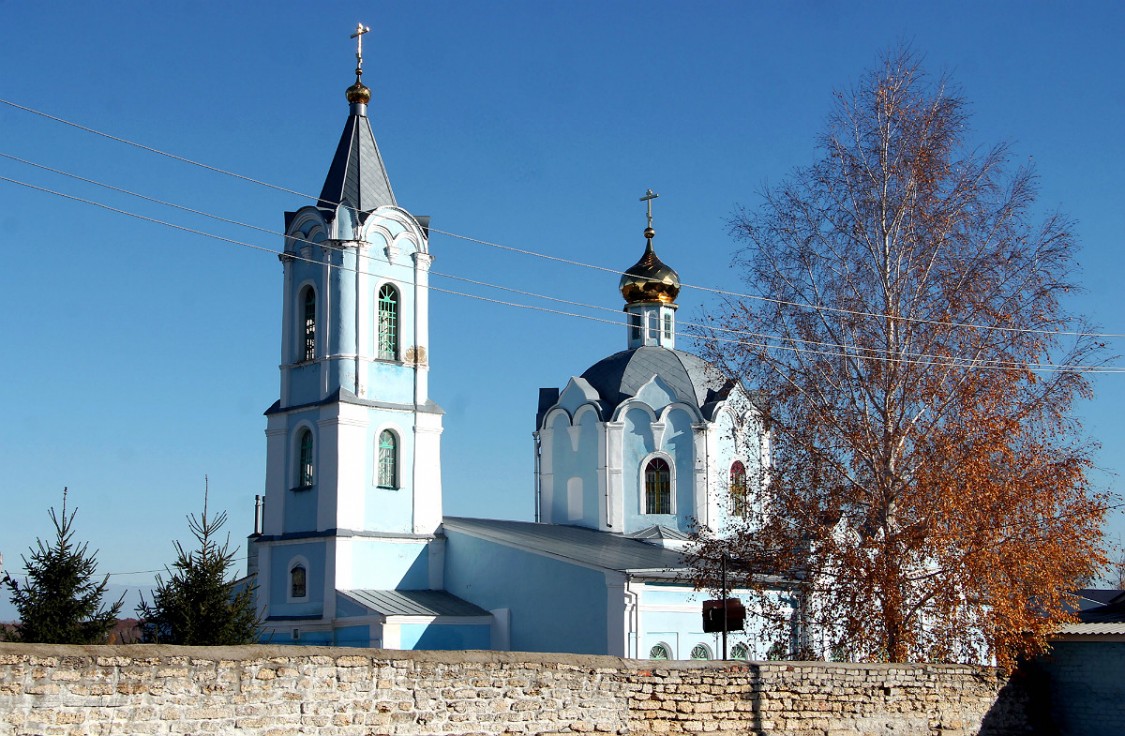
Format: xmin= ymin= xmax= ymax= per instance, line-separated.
xmin=730 ymin=461 xmax=748 ymax=517
xmin=377 ymin=284 xmax=399 ymax=360
xmin=377 ymin=430 xmax=397 ymax=488
xmin=649 ymin=643 xmax=671 ymax=660
xmin=298 ymin=429 xmax=314 ymax=487
xmin=730 ymin=643 xmax=750 ymax=660
xmin=290 ymin=564 xmax=307 ymax=599
xmin=690 ymin=643 xmax=712 ymax=660
xmin=301 ymin=287 xmax=316 ymax=362
xmin=644 ymin=457 xmax=671 ymax=515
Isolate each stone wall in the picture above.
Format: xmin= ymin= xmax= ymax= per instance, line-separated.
xmin=0 ymin=643 xmax=1033 ymax=735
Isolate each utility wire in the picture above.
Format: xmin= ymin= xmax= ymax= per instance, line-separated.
xmin=3 ymin=96 xmax=1123 ymax=341
xmin=3 ymin=172 xmax=1121 ymax=375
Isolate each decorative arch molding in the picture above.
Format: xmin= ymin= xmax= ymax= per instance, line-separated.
xmin=287 ymin=554 xmax=311 ymax=603
xmin=613 ymin=399 xmax=659 ymax=426
xmin=285 ymin=207 xmax=329 ymax=252
xmin=542 ymin=406 xmax=574 ymax=430
xmin=633 ymin=375 xmax=680 ymax=414
xmin=571 ymin=403 xmax=603 ymax=427
xmin=656 ymin=401 xmax=706 ymax=427
xmin=638 ymin=450 xmax=677 ymax=516
xmin=359 ymin=206 xmax=429 ymax=256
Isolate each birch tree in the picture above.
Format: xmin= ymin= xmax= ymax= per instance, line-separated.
xmin=695 ymin=50 xmax=1108 ymax=667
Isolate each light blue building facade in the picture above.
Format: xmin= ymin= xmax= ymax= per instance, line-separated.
xmin=248 ymin=35 xmax=790 ymax=659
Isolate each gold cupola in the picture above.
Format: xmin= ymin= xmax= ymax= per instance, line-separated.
xmin=619 ymin=191 xmax=680 ymax=305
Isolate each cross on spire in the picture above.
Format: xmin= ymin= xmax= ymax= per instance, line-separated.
xmin=351 ymin=23 xmax=371 ymax=73
xmin=640 ymin=188 xmax=659 ymax=230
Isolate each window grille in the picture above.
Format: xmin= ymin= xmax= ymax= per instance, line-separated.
xmin=649 ymin=643 xmax=671 ymax=660
xmin=378 ymin=430 xmax=397 ymax=488
xmin=302 ymin=288 xmax=316 ymax=361
xmin=645 ymin=458 xmax=671 ymax=514
xmin=378 ymin=284 xmax=398 ymax=360
xmin=691 ymin=643 xmax=712 ymax=660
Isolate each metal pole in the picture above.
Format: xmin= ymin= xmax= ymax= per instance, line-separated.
xmin=721 ymin=552 xmax=728 ymax=660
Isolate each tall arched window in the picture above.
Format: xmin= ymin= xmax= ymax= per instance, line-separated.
xmin=644 ymin=457 xmax=671 ymax=514
xmin=298 ymin=429 xmax=314 ymax=487
xmin=730 ymin=461 xmax=748 ymax=517
xmin=377 ymin=430 xmax=397 ymax=488
xmin=290 ymin=564 xmax=307 ymax=599
xmin=377 ymin=284 xmax=399 ymax=360
xmin=301 ymin=287 xmax=316 ymax=362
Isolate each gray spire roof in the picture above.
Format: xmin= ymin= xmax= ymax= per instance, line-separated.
xmin=318 ymin=107 xmax=397 ymax=214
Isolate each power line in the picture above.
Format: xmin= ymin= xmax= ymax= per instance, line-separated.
xmin=3 ymin=96 xmax=1122 ymax=342
xmin=2 ymin=172 xmax=1122 ymax=374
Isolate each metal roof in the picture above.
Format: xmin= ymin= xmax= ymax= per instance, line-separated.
xmin=340 ymin=589 xmax=490 ymax=618
xmin=579 ymin=347 xmax=730 ymax=413
xmin=1056 ymin=622 xmax=1125 ymax=637
xmin=443 ymin=517 xmax=691 ymax=577
xmin=318 ymin=109 xmax=396 ymax=214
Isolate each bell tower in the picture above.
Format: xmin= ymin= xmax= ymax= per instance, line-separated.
xmin=251 ymin=25 xmax=445 ymax=641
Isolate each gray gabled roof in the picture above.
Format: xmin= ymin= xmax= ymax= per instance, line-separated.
xmin=340 ymin=589 xmax=490 ymax=618
xmin=443 ymin=517 xmax=691 ymax=577
xmin=318 ymin=110 xmax=396 ymax=214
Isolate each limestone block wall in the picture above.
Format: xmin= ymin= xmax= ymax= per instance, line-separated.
xmin=0 ymin=643 xmax=1033 ymax=736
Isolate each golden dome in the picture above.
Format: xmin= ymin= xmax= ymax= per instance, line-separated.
xmin=346 ymin=72 xmax=372 ymax=104
xmin=619 ymin=235 xmax=680 ymax=305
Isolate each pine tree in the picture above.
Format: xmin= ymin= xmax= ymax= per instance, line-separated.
xmin=138 ymin=478 xmax=259 ymax=645
xmin=2 ymin=489 xmax=123 ymax=644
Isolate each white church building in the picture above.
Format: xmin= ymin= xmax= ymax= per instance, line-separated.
xmin=247 ymin=31 xmax=789 ymax=660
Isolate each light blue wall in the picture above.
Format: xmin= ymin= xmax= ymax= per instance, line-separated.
xmin=361 ymin=414 xmax=417 ymax=534
xmin=638 ymin=584 xmax=774 ymax=661
xmin=347 ymin=538 xmax=431 ymax=589
xmin=268 ymin=542 xmax=326 ymax=618
xmin=334 ymin=624 xmax=373 ymax=648
xmin=546 ymin=409 xmax=600 ymax=527
xmin=399 ymin=622 xmax=491 ymax=651
xmin=622 ymin=405 xmax=696 ymax=534
xmin=443 ymin=529 xmax=609 ymax=655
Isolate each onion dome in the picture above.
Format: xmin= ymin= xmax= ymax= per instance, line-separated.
xmin=346 ymin=75 xmax=372 ymax=105
xmin=619 ymin=228 xmax=681 ymax=305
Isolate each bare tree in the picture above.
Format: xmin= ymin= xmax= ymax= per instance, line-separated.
xmin=695 ymin=50 xmax=1109 ymax=667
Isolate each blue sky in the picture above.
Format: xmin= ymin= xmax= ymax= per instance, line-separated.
xmin=1 ymin=2 xmax=1122 ymax=617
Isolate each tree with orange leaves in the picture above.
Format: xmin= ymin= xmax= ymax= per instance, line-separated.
xmin=694 ymin=50 xmax=1108 ymax=667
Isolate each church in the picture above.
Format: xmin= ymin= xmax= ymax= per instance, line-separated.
xmin=246 ymin=29 xmax=790 ymax=660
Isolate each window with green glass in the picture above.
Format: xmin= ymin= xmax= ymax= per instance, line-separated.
xmin=690 ymin=643 xmax=712 ymax=660
xmin=378 ymin=430 xmax=397 ymax=488
xmin=378 ymin=284 xmax=398 ymax=360
xmin=731 ymin=643 xmax=750 ymax=660
xmin=302 ymin=287 xmax=316 ymax=362
xmin=298 ymin=429 xmax=314 ymax=487
xmin=644 ymin=458 xmax=671 ymax=514
xmin=649 ymin=643 xmax=671 ymax=660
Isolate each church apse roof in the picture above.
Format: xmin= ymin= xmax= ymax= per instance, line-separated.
xmin=577 ymin=346 xmax=734 ymax=415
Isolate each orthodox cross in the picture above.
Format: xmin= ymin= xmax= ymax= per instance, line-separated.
xmin=640 ymin=188 xmax=659 ymax=230
xmin=351 ymin=23 xmax=372 ymax=71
